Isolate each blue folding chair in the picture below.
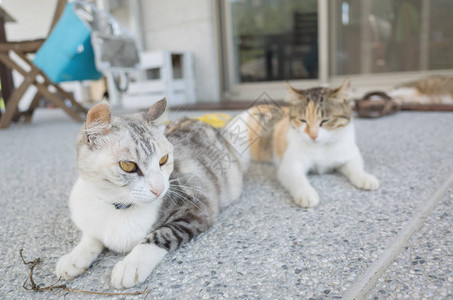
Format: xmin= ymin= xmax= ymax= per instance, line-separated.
xmin=0 ymin=0 xmax=139 ymax=129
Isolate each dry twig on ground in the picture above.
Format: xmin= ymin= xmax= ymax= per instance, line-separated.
xmin=19 ymin=249 xmax=152 ymax=297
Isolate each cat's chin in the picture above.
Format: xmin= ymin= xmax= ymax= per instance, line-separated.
xmin=133 ymin=193 xmax=166 ymax=205
xmin=106 ymin=197 xmax=159 ymax=209
xmin=301 ymin=136 xmax=328 ymax=145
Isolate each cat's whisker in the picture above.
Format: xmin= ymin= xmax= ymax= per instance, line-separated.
xmin=168 ymin=192 xmax=211 ymax=217
xmin=167 ymin=189 xmax=213 ymax=216
xmin=131 ymin=190 xmax=157 ymax=202
xmin=168 ymin=185 xmax=202 ymax=197
xmin=167 ymin=187 xmax=199 ymax=202
xmin=170 ymin=183 xmax=204 ymax=193
xmin=165 ymin=193 xmax=179 ymax=207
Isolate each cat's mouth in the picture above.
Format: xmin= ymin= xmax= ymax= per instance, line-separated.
xmin=132 ymin=190 xmax=167 ymax=204
xmin=110 ymin=189 xmax=167 ymax=209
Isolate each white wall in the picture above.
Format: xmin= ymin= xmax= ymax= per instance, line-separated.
xmin=141 ymin=0 xmax=221 ymax=103
xmin=1 ymin=0 xmax=222 ymax=104
xmin=3 ymin=0 xmax=57 ymax=41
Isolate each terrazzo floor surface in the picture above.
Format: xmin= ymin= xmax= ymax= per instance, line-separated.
xmin=0 ymin=109 xmax=452 ymax=299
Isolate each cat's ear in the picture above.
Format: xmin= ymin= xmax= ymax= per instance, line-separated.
xmin=85 ymin=102 xmax=111 ymax=133
xmin=331 ymin=79 xmax=351 ymax=101
xmin=145 ymin=98 xmax=168 ymax=125
xmin=83 ymin=102 xmax=112 ymax=145
xmin=285 ymin=82 xmax=306 ymax=103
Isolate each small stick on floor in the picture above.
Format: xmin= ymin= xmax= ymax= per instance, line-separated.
xmin=19 ymin=249 xmax=152 ymax=296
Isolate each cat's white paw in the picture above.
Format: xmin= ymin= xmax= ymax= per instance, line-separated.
xmin=351 ymin=173 xmax=379 ymax=190
xmin=111 ymin=244 xmax=167 ymax=289
xmin=293 ymin=186 xmax=320 ymax=208
xmin=111 ymin=258 xmax=149 ymax=289
xmin=56 ymin=253 xmax=90 ymax=280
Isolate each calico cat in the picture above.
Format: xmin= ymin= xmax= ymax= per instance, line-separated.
xmin=56 ymin=99 xmax=244 ymax=289
xmin=388 ymin=75 xmax=453 ymax=105
xmin=224 ymin=80 xmax=378 ymax=208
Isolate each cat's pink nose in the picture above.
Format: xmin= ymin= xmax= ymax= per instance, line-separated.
xmin=150 ymin=188 xmax=162 ymax=197
xmin=305 ymin=126 xmax=318 ymax=141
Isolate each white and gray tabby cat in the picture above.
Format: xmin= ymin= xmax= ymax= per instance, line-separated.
xmin=225 ymin=80 xmax=379 ymax=208
xmin=56 ymin=99 xmax=244 ymax=289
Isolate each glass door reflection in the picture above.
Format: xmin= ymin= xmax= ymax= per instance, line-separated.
xmin=230 ymin=0 xmax=318 ymax=83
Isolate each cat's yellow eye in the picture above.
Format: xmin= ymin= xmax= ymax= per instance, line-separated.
xmin=159 ymin=154 xmax=169 ymax=166
xmin=119 ymin=161 xmax=137 ymax=173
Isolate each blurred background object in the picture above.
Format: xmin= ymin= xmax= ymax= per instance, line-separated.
xmin=0 ymin=0 xmax=452 ymax=115
xmin=0 ymin=0 xmax=141 ymax=128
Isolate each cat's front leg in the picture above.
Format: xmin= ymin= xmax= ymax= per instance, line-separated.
xmin=111 ymin=243 xmax=167 ymax=289
xmin=56 ymin=233 xmax=103 ymax=280
xmin=278 ymin=160 xmax=319 ymax=208
xmin=111 ymin=213 xmax=209 ymax=289
xmin=338 ymin=154 xmax=379 ymax=190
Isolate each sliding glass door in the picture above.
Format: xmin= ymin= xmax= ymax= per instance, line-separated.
xmin=331 ymin=0 xmax=453 ymax=75
xmin=222 ymin=0 xmax=453 ymax=100
xmin=229 ymin=0 xmax=318 ymax=83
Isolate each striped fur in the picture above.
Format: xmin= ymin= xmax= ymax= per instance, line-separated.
xmin=146 ymin=118 xmax=244 ymax=252
xmin=57 ymin=100 xmax=244 ymax=289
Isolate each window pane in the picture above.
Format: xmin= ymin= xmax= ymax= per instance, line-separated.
xmin=331 ymin=0 xmax=453 ymax=75
xmin=230 ymin=0 xmax=318 ymax=83
xmin=428 ymin=0 xmax=453 ymax=70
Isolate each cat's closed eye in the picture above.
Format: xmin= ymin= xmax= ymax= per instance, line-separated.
xmin=320 ymin=119 xmax=329 ymax=126
xmin=119 ymin=161 xmax=137 ymax=173
xmin=159 ymin=154 xmax=169 ymax=166
xmin=298 ymin=118 xmax=307 ymax=123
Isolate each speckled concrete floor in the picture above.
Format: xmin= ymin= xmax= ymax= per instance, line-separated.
xmin=367 ymin=189 xmax=453 ymax=299
xmin=0 ymin=109 xmax=452 ymax=299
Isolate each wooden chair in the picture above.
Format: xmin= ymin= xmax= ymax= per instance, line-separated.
xmin=0 ymin=0 xmax=87 ymax=129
